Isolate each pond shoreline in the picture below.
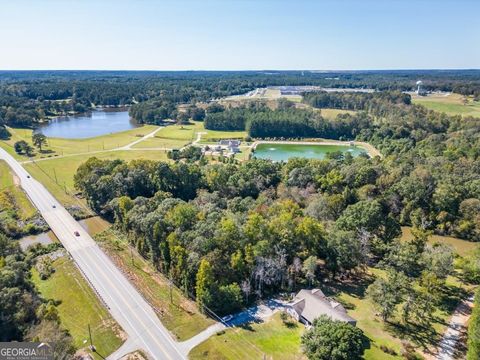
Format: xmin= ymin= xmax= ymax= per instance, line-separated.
xmin=19 ymin=216 xmax=111 ymax=251
xmin=34 ymin=109 xmax=139 ymax=139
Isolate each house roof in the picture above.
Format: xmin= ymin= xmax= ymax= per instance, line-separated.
xmin=219 ymin=139 xmax=241 ymax=146
xmin=291 ymin=289 xmax=356 ymax=325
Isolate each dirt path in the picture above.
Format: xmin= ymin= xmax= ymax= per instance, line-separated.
xmin=179 ymin=131 xmax=206 ymax=151
xmin=118 ymin=126 xmax=164 ymax=150
xmin=424 ymin=295 xmax=474 ymax=360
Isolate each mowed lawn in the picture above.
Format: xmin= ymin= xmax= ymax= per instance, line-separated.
xmin=401 ymin=226 xmax=478 ymax=257
xmin=199 ymin=128 xmax=247 ymax=143
xmin=133 ymin=121 xmax=247 ymax=149
xmin=32 ymin=256 xmax=124 ymax=359
xmin=412 ymin=93 xmax=480 ymax=118
xmin=0 ymin=160 xmax=37 ymax=219
xmin=132 ymin=123 xmax=201 ymax=149
xmin=189 ymin=313 xmax=305 ymax=360
xmin=96 ymin=229 xmax=215 ymax=341
xmin=1 ymin=125 xmax=159 ymax=160
xmin=322 ymin=266 xmax=473 ymax=360
xmin=23 ymin=150 xmax=169 ymax=206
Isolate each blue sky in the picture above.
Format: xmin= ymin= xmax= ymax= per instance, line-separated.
xmin=0 ymin=0 xmax=478 ymax=70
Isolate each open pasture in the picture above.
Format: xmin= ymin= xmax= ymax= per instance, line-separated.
xmin=412 ymin=93 xmax=480 ymax=118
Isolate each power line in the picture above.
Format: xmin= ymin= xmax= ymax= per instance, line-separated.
xmin=29 ymin=159 xmax=269 ymax=359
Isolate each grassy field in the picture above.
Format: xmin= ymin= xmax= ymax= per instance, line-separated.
xmin=32 ymin=256 xmax=124 ymax=359
xmin=0 ymin=125 xmax=158 ymax=160
xmin=412 ymin=93 xmax=480 ymax=118
xmin=96 ymin=229 xmax=215 ymax=341
xmin=23 ymin=150 xmax=169 ymax=207
xmin=189 ymin=312 xmax=305 ymax=360
xmin=401 ymin=226 xmax=478 ymax=257
xmin=132 ymin=121 xmax=248 ymax=149
xmin=325 ymin=265 xmax=474 ymax=360
xmin=132 ymin=123 xmax=201 ymax=149
xmin=0 ymin=160 xmax=15 ymax=188
xmin=0 ymin=160 xmax=37 ymax=219
xmin=319 ymin=108 xmax=356 ymax=120
xmin=198 ymin=128 xmax=247 ymax=143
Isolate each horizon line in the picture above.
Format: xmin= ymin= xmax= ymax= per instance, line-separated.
xmin=0 ymin=68 xmax=479 ymax=73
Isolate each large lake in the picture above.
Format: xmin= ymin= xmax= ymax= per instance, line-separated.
xmin=35 ymin=109 xmax=139 ymax=139
xmin=253 ymin=143 xmax=366 ymax=161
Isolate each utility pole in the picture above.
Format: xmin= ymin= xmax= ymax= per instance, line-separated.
xmin=169 ymin=277 xmax=173 ymax=304
xmin=130 ymin=247 xmax=134 ymax=266
xmin=88 ymin=324 xmax=96 ymax=353
xmin=53 ymin=168 xmax=58 ymax=184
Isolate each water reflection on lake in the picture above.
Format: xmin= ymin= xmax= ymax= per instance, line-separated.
xmin=19 ymin=216 xmax=111 ymax=251
xmin=35 ymin=109 xmax=139 ymax=139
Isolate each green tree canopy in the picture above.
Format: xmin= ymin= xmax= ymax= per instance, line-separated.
xmin=301 ymin=315 xmax=365 ymax=360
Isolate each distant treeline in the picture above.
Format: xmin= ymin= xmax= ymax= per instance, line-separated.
xmin=303 ymin=91 xmax=411 ymax=110
xmin=203 ymin=92 xmax=411 ymax=140
xmin=1 ymin=70 xmax=479 ymax=133
xmin=203 ymin=105 xmax=370 ymax=140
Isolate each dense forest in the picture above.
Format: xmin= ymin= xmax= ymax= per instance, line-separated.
xmin=1 ymin=71 xmax=480 ymax=358
xmin=203 ymin=103 xmax=371 ymax=139
xmin=1 ymin=70 xmax=479 ymax=134
xmin=74 ymin=149 xmax=479 ymax=318
xmin=72 ymin=83 xmax=480 ymax=320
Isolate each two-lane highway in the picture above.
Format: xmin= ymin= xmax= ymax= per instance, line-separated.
xmin=0 ymin=147 xmax=185 ymax=360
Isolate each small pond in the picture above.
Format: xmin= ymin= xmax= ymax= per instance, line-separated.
xmin=253 ymin=143 xmax=367 ymax=161
xmin=19 ymin=216 xmax=111 ymax=251
xmin=34 ymin=109 xmax=139 ymax=139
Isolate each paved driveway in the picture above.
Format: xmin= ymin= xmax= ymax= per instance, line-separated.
xmin=226 ymin=299 xmax=287 ymax=326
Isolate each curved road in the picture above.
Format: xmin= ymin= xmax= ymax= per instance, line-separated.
xmin=0 ymin=147 xmax=185 ymax=360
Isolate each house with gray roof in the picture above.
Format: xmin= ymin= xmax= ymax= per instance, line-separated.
xmin=219 ymin=139 xmax=241 ymax=147
xmin=287 ymin=288 xmax=356 ymax=326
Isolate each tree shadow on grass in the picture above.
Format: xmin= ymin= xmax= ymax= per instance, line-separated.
xmin=360 ymin=333 xmax=372 ymax=356
xmin=437 ymin=281 xmax=469 ymax=314
xmin=386 ymin=319 xmax=440 ymax=352
xmin=320 ymin=272 xmax=376 ymax=311
xmin=322 ymin=272 xmax=376 ymax=298
xmin=283 ymin=320 xmax=298 ymax=329
xmin=39 ymin=149 xmax=55 ymax=154
xmin=238 ymin=322 xmax=257 ymax=332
